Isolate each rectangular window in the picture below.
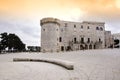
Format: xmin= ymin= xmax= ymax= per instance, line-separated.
xmin=74 ymin=37 xmax=77 ymax=43
xmin=59 ymin=37 xmax=62 ymax=42
xmin=61 ymin=46 xmax=64 ymax=51
xmin=99 ymin=38 xmax=101 ymax=42
xmin=74 ymin=25 xmax=76 ymax=28
xmin=88 ymin=38 xmax=90 ymax=43
xmin=81 ymin=25 xmax=83 ymax=29
xmin=43 ymin=29 xmax=45 ymax=31
xmin=87 ymin=26 xmax=90 ymax=29
xmin=81 ymin=37 xmax=84 ymax=43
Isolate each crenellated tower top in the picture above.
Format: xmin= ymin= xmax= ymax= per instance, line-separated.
xmin=40 ymin=17 xmax=60 ymax=26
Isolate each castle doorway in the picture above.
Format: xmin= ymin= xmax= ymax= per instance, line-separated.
xmin=89 ymin=44 xmax=92 ymax=49
xmin=66 ymin=46 xmax=71 ymax=51
xmin=61 ymin=46 xmax=64 ymax=51
xmin=85 ymin=45 xmax=88 ymax=49
xmin=80 ymin=45 xmax=84 ymax=50
xmin=94 ymin=45 xmax=96 ymax=49
xmin=74 ymin=37 xmax=76 ymax=43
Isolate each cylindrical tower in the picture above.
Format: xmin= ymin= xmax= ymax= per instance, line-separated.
xmin=40 ymin=17 xmax=60 ymax=52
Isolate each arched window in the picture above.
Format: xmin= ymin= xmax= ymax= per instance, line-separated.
xmin=100 ymin=27 xmax=103 ymax=31
xmin=94 ymin=45 xmax=96 ymax=49
xmin=96 ymin=27 xmax=99 ymax=30
xmin=74 ymin=25 xmax=76 ymax=28
xmin=43 ymin=29 xmax=45 ymax=31
xmin=81 ymin=37 xmax=84 ymax=43
xmin=74 ymin=37 xmax=77 ymax=43
xmin=89 ymin=45 xmax=92 ymax=49
xmin=59 ymin=37 xmax=62 ymax=42
xmin=99 ymin=38 xmax=101 ymax=42
xmin=61 ymin=46 xmax=64 ymax=51
xmin=87 ymin=26 xmax=90 ymax=29
xmin=81 ymin=25 xmax=83 ymax=29
xmin=88 ymin=38 xmax=90 ymax=43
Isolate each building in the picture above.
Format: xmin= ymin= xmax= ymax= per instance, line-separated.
xmin=27 ymin=46 xmax=41 ymax=52
xmin=112 ymin=33 xmax=120 ymax=48
xmin=40 ymin=17 xmax=110 ymax=52
xmin=105 ymin=31 xmax=114 ymax=48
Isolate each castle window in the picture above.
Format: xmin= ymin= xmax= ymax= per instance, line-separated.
xmin=89 ymin=45 xmax=92 ymax=49
xmin=94 ymin=45 xmax=96 ymax=49
xmin=87 ymin=26 xmax=90 ymax=29
xmin=74 ymin=37 xmax=77 ymax=43
xmin=88 ymin=38 xmax=90 ymax=43
xmin=96 ymin=27 xmax=99 ymax=30
xmin=43 ymin=29 xmax=45 ymax=31
xmin=99 ymin=38 xmax=101 ymax=42
xmin=74 ymin=25 xmax=76 ymax=28
xmin=81 ymin=37 xmax=84 ymax=43
xmin=81 ymin=25 xmax=83 ymax=29
xmin=59 ymin=37 xmax=62 ymax=42
xmin=100 ymin=27 xmax=103 ymax=31
xmin=61 ymin=46 xmax=64 ymax=51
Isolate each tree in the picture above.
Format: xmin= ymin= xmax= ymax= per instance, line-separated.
xmin=0 ymin=42 xmax=2 ymax=53
xmin=0 ymin=32 xmax=8 ymax=50
xmin=0 ymin=32 xmax=26 ymax=53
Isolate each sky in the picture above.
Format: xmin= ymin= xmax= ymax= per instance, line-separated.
xmin=0 ymin=0 xmax=120 ymax=46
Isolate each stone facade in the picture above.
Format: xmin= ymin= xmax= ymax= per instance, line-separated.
xmin=105 ymin=31 xmax=113 ymax=48
xmin=112 ymin=33 xmax=120 ymax=48
xmin=40 ymin=17 xmax=107 ymax=52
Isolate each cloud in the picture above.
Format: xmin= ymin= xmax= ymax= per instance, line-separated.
xmin=69 ymin=0 xmax=120 ymax=33
xmin=0 ymin=0 xmax=120 ymax=46
xmin=0 ymin=16 xmax=40 ymax=46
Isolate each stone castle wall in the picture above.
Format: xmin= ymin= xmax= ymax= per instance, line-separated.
xmin=40 ymin=17 xmax=108 ymax=52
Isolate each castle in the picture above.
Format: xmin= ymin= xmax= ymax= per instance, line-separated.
xmin=40 ymin=17 xmax=114 ymax=52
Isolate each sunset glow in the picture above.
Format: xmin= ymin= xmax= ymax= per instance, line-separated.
xmin=116 ymin=0 xmax=120 ymax=8
xmin=0 ymin=0 xmax=120 ymax=46
xmin=0 ymin=0 xmax=119 ymax=20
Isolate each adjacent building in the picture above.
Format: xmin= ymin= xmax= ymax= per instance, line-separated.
xmin=40 ymin=17 xmax=116 ymax=52
xmin=105 ymin=31 xmax=114 ymax=48
xmin=112 ymin=33 xmax=120 ymax=48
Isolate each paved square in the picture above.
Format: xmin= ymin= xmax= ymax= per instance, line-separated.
xmin=0 ymin=49 xmax=120 ymax=80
